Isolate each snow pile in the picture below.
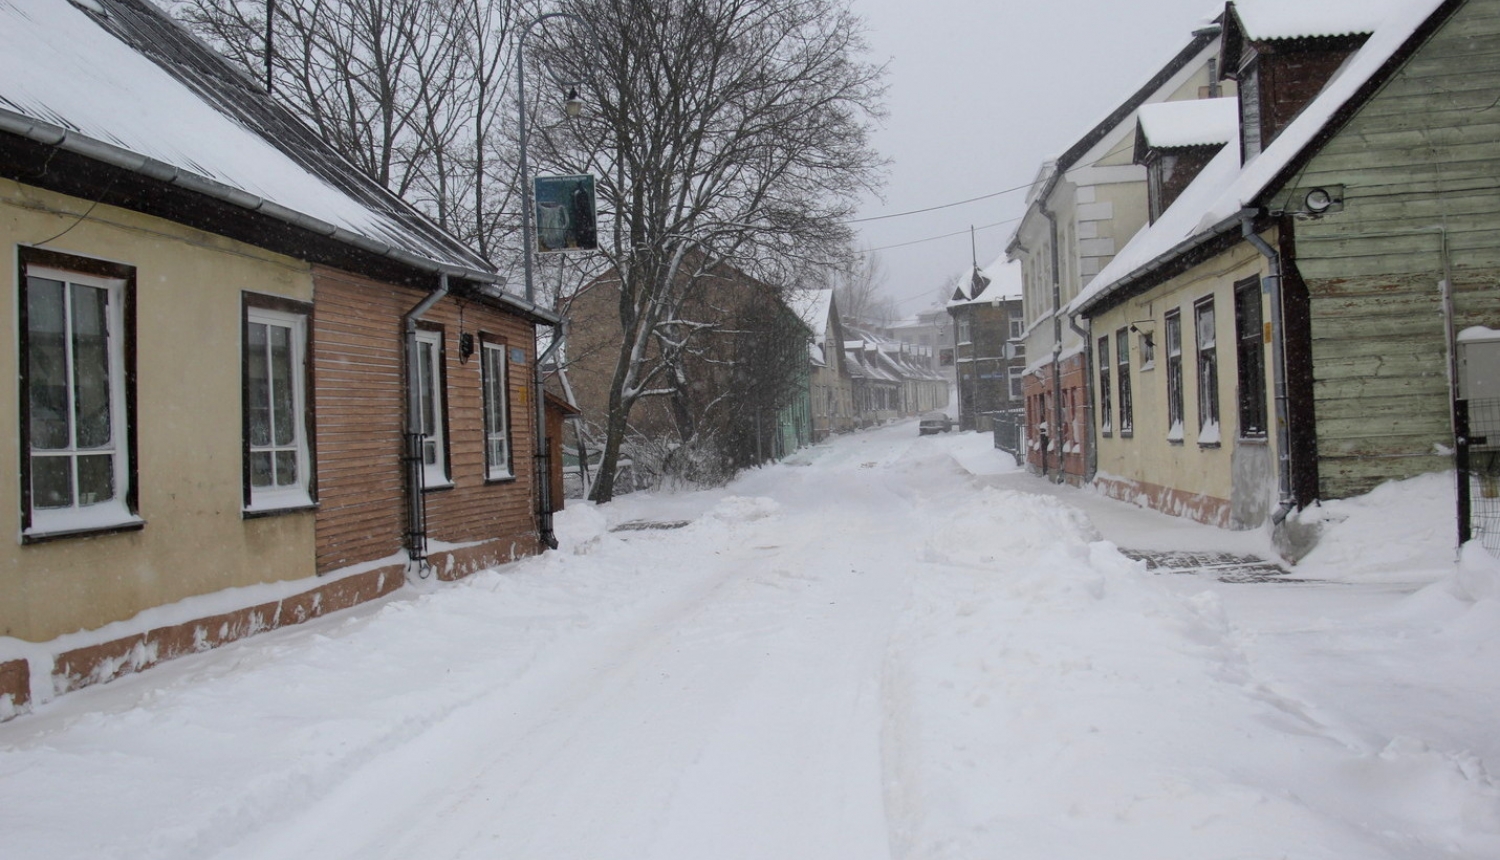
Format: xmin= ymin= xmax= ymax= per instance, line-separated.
xmin=1295 ymin=472 xmax=1459 ymax=583
xmin=890 ymin=490 xmax=1500 ymax=859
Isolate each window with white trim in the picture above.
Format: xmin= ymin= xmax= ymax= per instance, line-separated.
xmin=245 ymin=303 xmax=313 ymax=511
xmin=1116 ymin=327 xmax=1133 ymax=436
xmin=1098 ymin=335 xmax=1112 ymax=436
xmin=1165 ymin=309 xmax=1184 ymax=441
xmin=414 ymin=328 xmax=449 ymax=487
xmin=481 ymin=340 xmax=513 ymax=480
xmin=1195 ymin=296 xmax=1220 ymax=445
xmin=21 ymin=257 xmax=137 ymax=538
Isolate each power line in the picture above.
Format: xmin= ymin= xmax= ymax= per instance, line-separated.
xmin=848 ymin=181 xmax=1033 ymax=223
xmin=860 ymin=216 xmax=1020 ymax=254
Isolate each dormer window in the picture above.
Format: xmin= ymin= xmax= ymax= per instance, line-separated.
xmin=1134 ymin=98 xmax=1237 ymax=222
xmin=1239 ymin=58 xmax=1262 ymax=162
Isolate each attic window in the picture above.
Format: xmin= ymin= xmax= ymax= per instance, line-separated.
xmin=1239 ymin=60 xmax=1262 ymax=162
xmin=68 ymin=0 xmax=108 ymax=16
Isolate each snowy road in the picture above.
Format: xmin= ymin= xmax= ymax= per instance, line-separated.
xmin=2 ymin=423 xmax=1498 ymax=859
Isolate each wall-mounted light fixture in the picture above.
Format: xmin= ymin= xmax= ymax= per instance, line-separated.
xmin=1270 ymin=185 xmax=1345 ymax=217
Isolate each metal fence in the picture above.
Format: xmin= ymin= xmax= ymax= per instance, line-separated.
xmin=991 ymin=409 xmax=1023 ymax=456
xmin=1457 ymin=398 xmax=1500 ymax=556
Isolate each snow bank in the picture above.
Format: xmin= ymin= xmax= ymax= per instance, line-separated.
xmin=1295 ymin=472 xmax=1458 ymax=583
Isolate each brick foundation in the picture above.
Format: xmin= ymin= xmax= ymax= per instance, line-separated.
xmin=1094 ymin=475 xmax=1231 ymax=529
xmin=49 ymin=565 xmax=405 ymax=698
xmin=1 ymin=658 xmax=29 ymax=719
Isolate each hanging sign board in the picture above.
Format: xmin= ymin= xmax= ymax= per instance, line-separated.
xmin=534 ymin=174 xmax=598 ymax=253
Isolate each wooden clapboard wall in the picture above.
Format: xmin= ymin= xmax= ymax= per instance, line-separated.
xmin=1287 ymin=0 xmax=1500 ymax=499
xmin=312 ymin=266 xmax=539 ymax=575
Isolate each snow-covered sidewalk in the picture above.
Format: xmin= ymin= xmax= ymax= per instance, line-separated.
xmin=1 ymin=422 xmax=1497 ymax=859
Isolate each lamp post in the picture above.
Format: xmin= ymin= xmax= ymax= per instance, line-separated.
xmin=516 ymin=12 xmax=585 ymax=550
xmin=517 ymin=11 xmax=583 ymax=305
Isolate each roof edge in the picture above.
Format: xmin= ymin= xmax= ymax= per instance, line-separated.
xmin=0 ymin=108 xmax=558 ymax=325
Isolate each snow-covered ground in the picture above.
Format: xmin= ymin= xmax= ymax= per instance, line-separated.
xmin=2 ymin=422 xmax=1498 ymax=859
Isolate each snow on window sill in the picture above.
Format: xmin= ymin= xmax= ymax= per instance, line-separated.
xmin=245 ymin=487 xmax=315 ymax=517
xmin=423 ymin=480 xmax=456 ymax=492
xmin=1198 ymin=420 xmax=1221 ymax=447
xmin=484 ymin=470 xmax=516 ymax=485
xmin=1166 ymin=420 xmax=1184 ymax=444
xmin=25 ymin=503 xmax=145 ymax=544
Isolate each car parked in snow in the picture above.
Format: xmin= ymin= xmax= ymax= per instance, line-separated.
xmin=918 ymin=411 xmax=953 ymax=435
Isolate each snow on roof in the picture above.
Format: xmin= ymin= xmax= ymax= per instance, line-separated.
xmin=0 ymin=0 xmax=493 ymax=275
xmin=1138 ymin=97 xmax=1239 ymax=149
xmin=1230 ymin=0 xmax=1400 ymax=41
xmin=1073 ymin=0 xmax=1447 ymax=315
xmin=786 ymin=289 xmax=834 ymax=334
xmin=948 ymin=255 xmax=1023 ymax=308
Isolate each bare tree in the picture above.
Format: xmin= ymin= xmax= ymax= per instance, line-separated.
xmin=533 ymin=0 xmax=885 ymax=502
xmin=173 ymin=0 xmax=526 ymax=258
xmin=833 ymin=253 xmax=898 ymax=327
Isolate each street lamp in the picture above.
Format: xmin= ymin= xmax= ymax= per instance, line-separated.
xmin=516 ymin=12 xmax=585 ymax=551
xmin=517 ymin=12 xmax=585 ymax=305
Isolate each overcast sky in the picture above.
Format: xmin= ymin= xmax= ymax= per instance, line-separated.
xmin=846 ymin=0 xmax=1223 ymax=315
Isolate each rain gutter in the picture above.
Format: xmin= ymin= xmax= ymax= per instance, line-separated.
xmin=0 ymin=109 xmax=558 ymax=326
xmin=534 ymin=320 xmax=565 ymax=551
xmin=1239 ymin=211 xmax=1296 ymax=525
xmin=1040 ymin=199 xmax=1065 ymax=484
xmin=1067 ymin=311 xmax=1096 ymax=481
xmin=401 ymin=275 xmax=450 ymax=578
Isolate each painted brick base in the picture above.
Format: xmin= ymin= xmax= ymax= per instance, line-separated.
xmin=48 ymin=565 xmax=405 ymax=702
xmin=1 ymin=658 xmax=29 ymax=719
xmin=0 ymin=542 xmax=545 ymax=721
xmin=1094 ymin=475 xmax=1231 ymax=529
xmin=429 ymin=538 xmax=540 ymax=582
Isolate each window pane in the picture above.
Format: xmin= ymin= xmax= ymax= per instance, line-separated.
xmin=484 ymin=346 xmax=506 ymax=436
xmin=274 ymin=450 xmax=298 ymax=487
xmin=31 ymin=455 xmax=73 ymax=509
xmin=250 ymin=451 xmax=273 ymax=488
xmin=71 ymin=285 xmax=113 ymax=449
xmin=76 ymin=453 xmax=114 ymax=505
xmin=248 ymin=322 xmax=271 ymax=447
xmin=27 ymin=277 xmax=70 ymax=451
xmin=419 ymin=343 xmax=436 ymax=437
xmin=270 ymin=324 xmax=295 ymax=446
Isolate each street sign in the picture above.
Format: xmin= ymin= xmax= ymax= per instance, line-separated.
xmin=533 ymin=174 xmax=598 ymax=253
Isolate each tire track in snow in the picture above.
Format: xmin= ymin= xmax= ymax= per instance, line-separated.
xmin=212 ymin=441 xmax=931 ymax=860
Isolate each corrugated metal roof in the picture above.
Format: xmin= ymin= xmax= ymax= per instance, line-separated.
xmin=1231 ymin=0 xmax=1398 ymax=41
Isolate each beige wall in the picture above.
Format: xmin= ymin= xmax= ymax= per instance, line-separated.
xmin=1087 ymin=241 xmax=1274 ymax=523
xmin=1 ymin=182 xmax=316 ymax=642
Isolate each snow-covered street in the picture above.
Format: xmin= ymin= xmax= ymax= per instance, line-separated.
xmin=3 ymin=422 xmax=1498 ymax=859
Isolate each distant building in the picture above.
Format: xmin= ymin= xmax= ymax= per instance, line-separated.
xmin=948 ymin=257 xmax=1025 ymax=432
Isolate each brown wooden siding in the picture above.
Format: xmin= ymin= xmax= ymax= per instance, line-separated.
xmin=312 ymin=267 xmax=540 ymax=575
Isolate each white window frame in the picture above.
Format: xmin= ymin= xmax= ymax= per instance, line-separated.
xmin=244 ymin=306 xmax=313 ymax=513
xmin=481 ymin=340 xmax=513 ymax=480
xmin=22 ymin=265 xmax=138 ymax=539
xmin=414 ymin=328 xmax=450 ymax=488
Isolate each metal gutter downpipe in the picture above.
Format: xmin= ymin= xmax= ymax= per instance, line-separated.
xmin=534 ymin=320 xmax=565 ymax=551
xmin=1240 ymin=212 xmax=1295 ymax=524
xmin=402 ymin=274 xmax=450 ymax=578
xmin=1068 ymin=312 xmax=1097 ymax=481
xmin=1041 ymin=201 xmax=1066 ymax=484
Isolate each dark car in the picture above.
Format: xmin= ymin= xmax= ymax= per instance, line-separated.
xmin=918 ymin=411 xmax=953 ymax=435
